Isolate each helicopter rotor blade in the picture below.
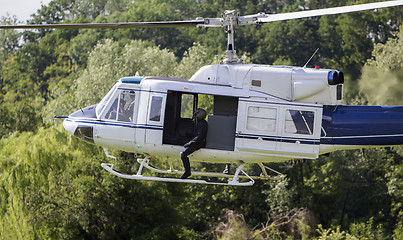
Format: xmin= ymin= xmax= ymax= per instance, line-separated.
xmin=0 ymin=1 xmax=401 ymax=30
xmin=255 ymin=0 xmax=403 ymax=24
xmin=0 ymin=20 xmax=206 ymax=30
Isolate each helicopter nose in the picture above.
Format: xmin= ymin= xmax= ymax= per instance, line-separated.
xmin=63 ymin=118 xmax=95 ymax=143
xmin=63 ymin=118 xmax=77 ymax=136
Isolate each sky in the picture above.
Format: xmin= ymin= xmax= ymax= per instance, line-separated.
xmin=0 ymin=0 xmax=53 ymax=22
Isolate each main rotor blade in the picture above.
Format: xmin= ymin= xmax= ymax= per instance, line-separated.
xmin=0 ymin=20 xmax=205 ymax=30
xmin=257 ymin=0 xmax=403 ymax=23
xmin=1 ymin=1 xmax=401 ymax=30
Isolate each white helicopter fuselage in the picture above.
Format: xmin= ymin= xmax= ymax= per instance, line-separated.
xmin=63 ymin=63 xmax=403 ymax=164
xmin=3 ymin=1 xmax=403 ymax=183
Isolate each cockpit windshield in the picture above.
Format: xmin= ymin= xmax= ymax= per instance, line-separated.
xmin=96 ymin=84 xmax=118 ymax=118
xmin=104 ymin=90 xmax=136 ymax=122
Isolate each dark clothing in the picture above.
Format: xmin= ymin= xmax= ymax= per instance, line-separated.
xmin=181 ymin=119 xmax=208 ymax=174
xmin=180 ymin=144 xmax=201 ymax=173
xmin=186 ymin=119 xmax=208 ymax=148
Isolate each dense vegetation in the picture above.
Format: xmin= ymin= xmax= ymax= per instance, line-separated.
xmin=0 ymin=0 xmax=402 ymax=239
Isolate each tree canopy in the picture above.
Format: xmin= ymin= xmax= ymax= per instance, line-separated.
xmin=0 ymin=0 xmax=402 ymax=239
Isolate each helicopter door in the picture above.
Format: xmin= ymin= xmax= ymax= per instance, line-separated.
xmin=235 ymin=101 xmax=280 ymax=155
xmin=278 ymin=106 xmax=322 ymax=159
xmin=145 ymin=93 xmax=165 ymax=144
xmin=95 ymin=89 xmax=137 ymax=151
xmin=162 ymin=91 xmax=198 ymax=146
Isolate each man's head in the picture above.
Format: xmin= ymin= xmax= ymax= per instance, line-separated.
xmin=194 ymin=108 xmax=207 ymax=121
xmin=130 ymin=94 xmax=135 ymax=101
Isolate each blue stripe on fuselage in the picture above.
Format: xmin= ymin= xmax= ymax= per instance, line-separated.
xmin=321 ymin=105 xmax=403 ymax=145
xmin=66 ymin=118 xmax=163 ymax=130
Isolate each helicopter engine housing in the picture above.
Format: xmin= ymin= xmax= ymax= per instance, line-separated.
xmin=189 ymin=64 xmax=343 ymax=105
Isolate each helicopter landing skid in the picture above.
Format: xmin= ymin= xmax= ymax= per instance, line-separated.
xmin=101 ymin=157 xmax=255 ymax=186
xmin=137 ymin=157 xmax=284 ymax=181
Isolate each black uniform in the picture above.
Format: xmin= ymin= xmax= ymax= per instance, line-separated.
xmin=180 ymin=119 xmax=208 ymax=178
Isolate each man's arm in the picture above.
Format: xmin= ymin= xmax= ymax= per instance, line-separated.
xmin=185 ymin=121 xmax=208 ymax=146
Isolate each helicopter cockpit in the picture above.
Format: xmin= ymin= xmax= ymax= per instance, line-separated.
xmin=103 ymin=90 xmax=136 ymax=122
xmin=96 ymin=84 xmax=117 ymax=118
xmin=96 ymin=77 xmax=141 ymax=122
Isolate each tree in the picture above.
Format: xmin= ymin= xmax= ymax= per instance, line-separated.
xmin=359 ymin=23 xmax=403 ymax=105
xmin=0 ymin=126 xmax=189 ymax=239
xmin=1 ymin=1 xmax=403 ymax=239
xmin=0 ymin=15 xmax=21 ymax=67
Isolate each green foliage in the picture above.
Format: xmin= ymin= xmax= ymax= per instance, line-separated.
xmin=392 ymin=221 xmax=403 ymax=240
xmin=359 ymin=23 xmax=403 ymax=105
xmin=0 ymin=101 xmax=41 ymax=138
xmin=316 ymin=224 xmax=358 ymax=240
xmin=349 ymin=218 xmax=385 ymax=240
xmin=0 ymin=16 xmax=21 ymax=67
xmin=255 ymin=17 xmax=319 ymax=66
xmin=174 ymin=42 xmax=212 ymax=79
xmin=263 ymin=179 xmax=294 ymax=215
xmin=0 ymin=126 xmax=189 ymax=239
xmin=386 ymin=158 xmax=403 ymax=219
xmin=302 ymin=149 xmax=393 ymax=229
xmin=0 ymin=126 xmax=91 ymax=238
xmin=1 ymin=0 xmax=403 ymax=239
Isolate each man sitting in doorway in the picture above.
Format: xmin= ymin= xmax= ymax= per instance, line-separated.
xmin=180 ymin=108 xmax=208 ymax=179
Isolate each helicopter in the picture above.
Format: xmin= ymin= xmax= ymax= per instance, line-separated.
xmin=2 ymin=1 xmax=403 ymax=186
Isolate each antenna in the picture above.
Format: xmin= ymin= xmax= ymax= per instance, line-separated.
xmin=303 ymin=48 xmax=319 ymax=68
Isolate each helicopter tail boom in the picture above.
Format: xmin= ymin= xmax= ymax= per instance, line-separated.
xmin=321 ymin=105 xmax=403 ymax=147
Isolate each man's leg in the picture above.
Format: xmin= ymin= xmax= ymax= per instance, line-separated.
xmin=180 ymin=145 xmax=200 ymax=179
xmin=181 ymin=152 xmax=191 ymax=173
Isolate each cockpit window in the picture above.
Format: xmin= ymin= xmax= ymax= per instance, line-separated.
xmin=105 ymin=98 xmax=118 ymax=120
xmin=96 ymin=85 xmax=117 ymax=117
xmin=118 ymin=91 xmax=136 ymax=122
xmin=105 ymin=90 xmax=135 ymax=122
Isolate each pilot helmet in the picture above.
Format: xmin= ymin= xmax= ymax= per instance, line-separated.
xmin=194 ymin=108 xmax=207 ymax=120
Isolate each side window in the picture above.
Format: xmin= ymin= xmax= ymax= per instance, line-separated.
xmin=105 ymin=90 xmax=135 ymax=122
xmin=149 ymin=96 xmax=163 ymax=122
xmin=246 ymin=106 xmax=277 ymax=132
xmin=180 ymin=94 xmax=194 ymax=119
xmin=284 ymin=110 xmax=314 ymax=135
xmin=105 ymin=98 xmax=118 ymax=120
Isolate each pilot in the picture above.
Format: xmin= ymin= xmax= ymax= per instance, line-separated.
xmin=117 ymin=99 xmax=127 ymax=121
xmin=180 ymin=108 xmax=208 ymax=179
xmin=126 ymin=94 xmax=136 ymax=121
